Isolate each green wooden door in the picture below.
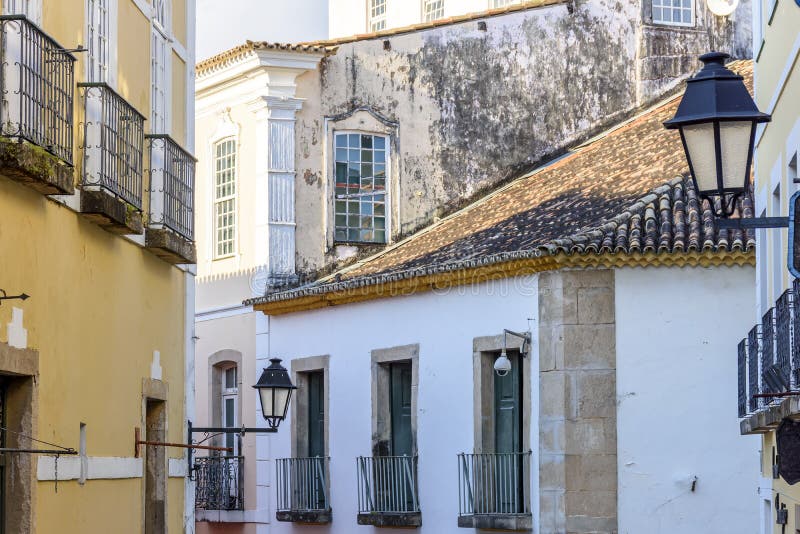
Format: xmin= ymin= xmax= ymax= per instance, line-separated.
xmin=307 ymin=371 xmax=326 ymax=509
xmin=390 ymin=362 xmax=413 ymax=456
xmin=389 ymin=362 xmax=414 ymax=511
xmin=308 ymin=371 xmax=325 ymax=458
xmin=494 ymin=353 xmax=523 ymax=513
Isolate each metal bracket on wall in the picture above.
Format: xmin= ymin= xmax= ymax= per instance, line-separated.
xmin=186 ymin=421 xmax=278 ymax=477
xmin=133 ymin=426 xmax=232 ymax=459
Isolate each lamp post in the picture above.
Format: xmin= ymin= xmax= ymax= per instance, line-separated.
xmin=253 ymin=358 xmax=297 ymax=430
xmin=664 ymin=52 xmax=771 ymax=219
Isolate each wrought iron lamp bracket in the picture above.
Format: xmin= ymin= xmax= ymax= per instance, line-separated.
xmin=717 ymin=217 xmax=789 ymax=230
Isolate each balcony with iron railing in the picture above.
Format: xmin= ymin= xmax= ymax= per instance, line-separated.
xmin=457 ymin=452 xmax=532 ymax=530
xmin=78 ymin=82 xmax=145 ymax=235
xmin=738 ymin=279 xmax=800 ymax=433
xmin=276 ymin=457 xmax=331 ymax=523
xmin=356 ymin=455 xmax=421 ymax=527
xmin=144 ymin=134 xmax=196 ymax=264
xmin=194 ymin=455 xmax=244 ymax=512
xmin=0 ymin=15 xmax=75 ymax=195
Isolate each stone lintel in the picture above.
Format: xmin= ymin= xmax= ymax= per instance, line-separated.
xmin=80 ymin=189 xmax=144 ymax=235
xmin=145 ymin=228 xmax=197 ymax=264
xmin=457 ymin=513 xmax=532 ymax=531
xmin=357 ymin=512 xmax=422 ymax=528
xmin=276 ymin=510 xmax=332 ymax=524
xmin=0 ymin=137 xmax=74 ymax=195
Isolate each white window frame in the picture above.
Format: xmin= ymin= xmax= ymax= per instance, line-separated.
xmin=221 ymin=365 xmax=238 ymax=456
xmin=368 ymin=0 xmax=387 ymax=32
xmin=213 ymin=138 xmax=237 ymax=259
xmin=3 ymin=0 xmax=41 ymax=24
xmin=86 ymin=0 xmax=110 ymax=83
xmin=422 ymin=0 xmax=444 ymax=21
xmin=489 ymin=0 xmax=521 ymax=8
xmin=333 ymin=131 xmax=390 ymax=244
xmin=150 ymin=0 xmax=170 ymax=134
xmin=650 ymin=0 xmax=694 ymax=26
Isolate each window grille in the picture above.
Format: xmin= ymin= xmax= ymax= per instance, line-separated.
xmin=423 ymin=0 xmax=444 ymax=21
xmin=334 ymin=133 xmax=387 ymax=243
xmin=3 ymin=0 xmax=40 ymax=23
xmin=369 ymin=0 xmax=387 ymax=32
xmin=214 ymin=139 xmax=237 ymax=258
xmin=153 ymin=0 xmax=168 ymax=29
xmin=651 ymin=0 xmax=693 ymax=26
xmin=86 ymin=0 xmax=109 ymax=82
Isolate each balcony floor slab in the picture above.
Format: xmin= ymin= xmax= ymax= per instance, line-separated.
xmin=145 ymin=228 xmax=196 ymax=264
xmin=357 ymin=512 xmax=422 ymax=528
xmin=0 ymin=138 xmax=73 ymax=196
xmin=80 ymin=189 xmax=143 ymax=235
xmin=276 ymin=510 xmax=332 ymax=524
xmin=458 ymin=513 xmax=533 ymax=531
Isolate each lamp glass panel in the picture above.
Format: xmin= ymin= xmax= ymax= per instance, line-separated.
xmin=259 ymin=387 xmax=274 ymax=417
xmin=719 ymin=121 xmax=754 ymax=191
xmin=274 ymin=388 xmax=290 ymax=418
xmin=682 ymin=122 xmax=718 ymax=194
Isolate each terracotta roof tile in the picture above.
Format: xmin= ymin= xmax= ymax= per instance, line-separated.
xmin=245 ymin=60 xmax=754 ymax=308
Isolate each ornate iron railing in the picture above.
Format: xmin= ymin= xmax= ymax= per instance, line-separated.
xmin=458 ymin=452 xmax=531 ymax=517
xmin=357 ymin=455 xmax=419 ymax=514
xmin=194 ymin=455 xmax=244 ymax=511
xmin=79 ymin=82 xmax=145 ymax=209
xmin=0 ymin=15 xmax=75 ymax=164
xmin=739 ymin=285 xmax=800 ymax=417
xmin=276 ymin=457 xmax=330 ymax=513
xmin=146 ymin=134 xmax=195 ymax=240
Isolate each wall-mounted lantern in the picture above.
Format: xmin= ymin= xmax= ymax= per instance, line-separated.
xmin=253 ymin=358 xmax=297 ymax=430
xmin=664 ymin=52 xmax=771 ymax=218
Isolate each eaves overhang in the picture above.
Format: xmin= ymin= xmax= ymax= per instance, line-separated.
xmin=246 ymin=248 xmax=754 ymax=316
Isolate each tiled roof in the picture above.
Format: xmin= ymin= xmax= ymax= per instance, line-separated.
xmin=246 ymin=60 xmax=755 ymax=311
xmin=196 ymin=40 xmax=329 ymax=77
xmin=299 ymin=0 xmax=565 ymax=47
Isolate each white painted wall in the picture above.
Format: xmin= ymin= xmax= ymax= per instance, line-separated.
xmin=328 ymin=0 xmax=514 ymax=38
xmin=615 ymin=266 xmax=761 ymax=534
xmin=266 ymin=276 xmax=540 ymax=534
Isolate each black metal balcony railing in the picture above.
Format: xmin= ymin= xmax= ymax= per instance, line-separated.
xmin=738 ymin=279 xmax=800 ymax=417
xmin=79 ymin=82 xmax=145 ymax=209
xmin=146 ymin=134 xmax=195 ymax=240
xmin=458 ymin=452 xmax=531 ymax=517
xmin=194 ymin=456 xmax=244 ymax=511
xmin=0 ymin=15 xmax=75 ymax=164
xmin=357 ymin=455 xmax=419 ymax=514
xmin=276 ymin=457 xmax=330 ymax=513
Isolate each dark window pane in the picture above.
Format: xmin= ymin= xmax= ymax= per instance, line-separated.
xmin=375 ymin=216 xmax=385 ymax=229
xmin=361 ymin=164 xmax=373 ymax=177
xmin=375 ymin=229 xmax=386 ymax=242
xmin=348 ymin=214 xmax=360 ymax=227
xmin=348 ymin=228 xmax=359 ymax=241
xmin=348 ymin=202 xmax=359 ymax=214
xmin=336 ymin=162 xmax=347 ymax=184
xmin=335 ymin=229 xmax=347 ymax=241
xmin=335 ymin=200 xmax=346 ymax=215
xmin=335 ymin=214 xmax=346 ymax=226
xmin=362 ymin=150 xmax=373 ymax=163
xmin=375 ymin=203 xmax=385 ymax=216
xmin=361 ymin=215 xmax=373 ymax=228
xmin=362 ymin=176 xmax=373 ymax=190
xmin=361 ymin=135 xmax=373 ymax=149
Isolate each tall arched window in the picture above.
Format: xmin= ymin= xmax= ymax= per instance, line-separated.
xmin=213 ymin=139 xmax=237 ymax=258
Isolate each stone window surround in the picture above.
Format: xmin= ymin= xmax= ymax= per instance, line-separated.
xmin=642 ymin=0 xmax=697 ymax=27
xmin=142 ymin=377 xmax=168 ymax=534
xmin=289 ymin=355 xmax=330 ymax=459
xmin=370 ymin=343 xmax=419 ymax=457
xmin=207 ymin=349 xmax=242 ymax=448
xmin=472 ymin=334 xmax=532 ymax=454
xmin=0 ymin=341 xmax=38 ymax=534
xmin=325 ymin=107 xmax=399 ymax=251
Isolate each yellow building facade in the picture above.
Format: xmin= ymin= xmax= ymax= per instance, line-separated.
xmin=0 ymin=0 xmax=197 ymax=532
xmin=739 ymin=0 xmax=800 ymax=531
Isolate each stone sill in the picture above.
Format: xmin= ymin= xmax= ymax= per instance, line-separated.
xmin=741 ymin=396 xmax=800 ymax=434
xmin=276 ymin=509 xmax=332 ymax=524
xmin=357 ymin=511 xmax=422 ymax=528
xmin=145 ymin=228 xmax=196 ymax=264
xmin=0 ymin=137 xmax=73 ymax=195
xmin=80 ymin=189 xmax=143 ymax=235
xmin=458 ymin=513 xmax=532 ymax=531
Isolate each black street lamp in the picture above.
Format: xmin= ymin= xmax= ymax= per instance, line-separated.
xmin=253 ymin=358 xmax=297 ymax=430
xmin=664 ymin=52 xmax=771 ymax=218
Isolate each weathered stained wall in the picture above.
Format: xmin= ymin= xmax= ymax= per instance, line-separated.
xmin=293 ymin=0 xmax=750 ymax=277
